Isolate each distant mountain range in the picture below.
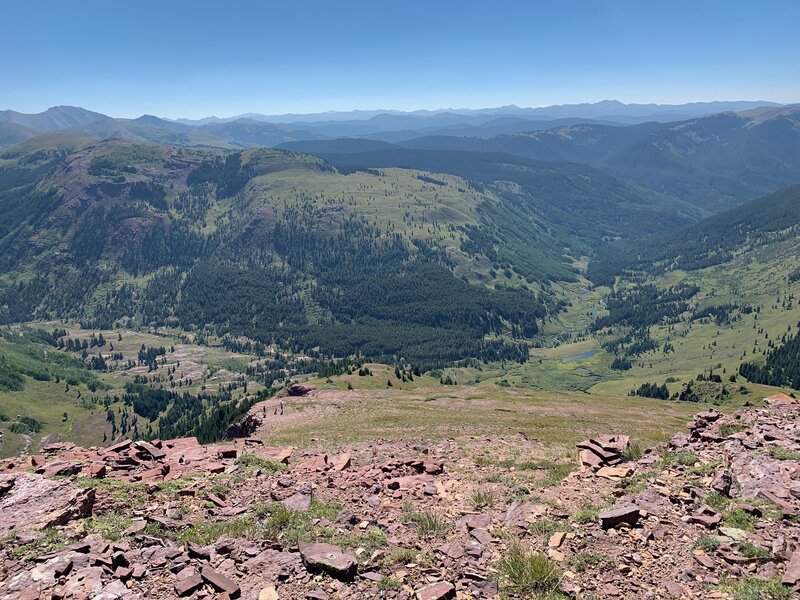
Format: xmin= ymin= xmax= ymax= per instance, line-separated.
xmin=281 ymin=104 xmax=800 ymax=212
xmin=168 ymin=100 xmax=780 ymax=125
xmin=0 ymin=100 xmax=784 ymax=149
xmin=2 ymin=101 xmax=799 ymax=213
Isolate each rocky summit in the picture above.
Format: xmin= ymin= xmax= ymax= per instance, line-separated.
xmin=0 ymin=392 xmax=799 ymax=599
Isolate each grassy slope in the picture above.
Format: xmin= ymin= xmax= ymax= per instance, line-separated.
xmin=265 ymin=363 xmax=697 ymax=450
xmin=240 ymin=164 xmax=540 ymax=287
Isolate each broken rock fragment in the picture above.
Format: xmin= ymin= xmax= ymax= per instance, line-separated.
xmin=201 ymin=566 xmax=241 ymax=597
xmin=298 ymin=542 xmax=357 ymax=580
xmin=599 ymin=505 xmax=641 ymax=529
xmin=174 ymin=566 xmax=203 ymax=596
xmin=415 ymin=581 xmax=456 ymax=600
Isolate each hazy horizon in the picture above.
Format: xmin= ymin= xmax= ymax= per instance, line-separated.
xmin=2 ymin=0 xmax=798 ymax=118
xmin=1 ymin=98 xmax=791 ymax=122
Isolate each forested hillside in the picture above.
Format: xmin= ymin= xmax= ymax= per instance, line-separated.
xmin=739 ymin=329 xmax=800 ymax=388
xmin=279 ymin=146 xmax=704 ymax=255
xmin=393 ymin=106 xmax=800 ymax=211
xmin=587 ymin=184 xmax=800 ymax=286
xmin=0 ymin=137 xmax=575 ymax=367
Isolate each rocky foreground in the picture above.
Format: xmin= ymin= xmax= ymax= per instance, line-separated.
xmin=1 ymin=392 xmax=799 ymax=599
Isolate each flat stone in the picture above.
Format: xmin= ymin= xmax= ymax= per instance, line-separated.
xmin=436 ymin=541 xmax=464 ymax=560
xmin=579 ymin=449 xmax=604 ymax=469
xmin=282 ymin=482 xmax=313 ymax=511
xmin=689 ymin=506 xmax=722 ymax=528
xmin=664 ymin=581 xmax=684 ymax=598
xmin=96 ymin=580 xmax=129 ymax=599
xmin=207 ymin=493 xmax=228 ymax=507
xmin=187 ymin=542 xmax=211 ymax=561
xmin=106 ymin=440 xmax=133 ymax=453
xmin=174 ymin=567 xmax=203 ymax=596
xmin=547 ymin=548 xmax=565 ymax=562
xmin=782 ymin=551 xmax=800 ymax=585
xmin=298 ymin=542 xmax=357 ymax=580
xmin=201 ymin=566 xmax=240 ymax=597
xmin=423 ymin=461 xmax=444 ymax=475
xmin=259 ymin=587 xmax=280 ymax=600
xmin=134 ymin=440 xmax=166 ymax=460
xmin=694 ymin=554 xmax=715 ymax=569
xmin=596 ymin=466 xmax=633 ymax=479
xmin=599 ymin=505 xmax=641 ymax=529
xmin=415 ymin=581 xmax=456 ymax=600
xmin=457 ymin=513 xmax=491 ymax=531
xmin=122 ymin=519 xmax=147 ymax=536
xmin=470 ymin=528 xmax=492 ymax=546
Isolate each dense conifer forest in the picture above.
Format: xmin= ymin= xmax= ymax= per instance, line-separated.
xmin=739 ymin=329 xmax=800 ymax=389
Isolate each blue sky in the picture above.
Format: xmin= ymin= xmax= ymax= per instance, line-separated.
xmin=2 ymin=0 xmax=798 ymax=118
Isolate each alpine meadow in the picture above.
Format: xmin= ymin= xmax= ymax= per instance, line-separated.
xmin=1 ymin=2 xmax=800 ymax=599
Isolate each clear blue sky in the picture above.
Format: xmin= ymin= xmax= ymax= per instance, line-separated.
xmin=2 ymin=0 xmax=798 ymax=118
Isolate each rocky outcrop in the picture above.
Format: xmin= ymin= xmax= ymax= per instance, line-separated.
xmin=551 ymin=396 xmax=800 ymax=598
xmin=0 ymin=394 xmax=797 ymax=599
xmin=0 ymin=473 xmax=95 ymax=535
xmin=577 ymin=434 xmax=630 ymax=469
xmin=225 ymin=412 xmax=263 ymax=439
xmin=226 ymin=383 xmax=318 ymax=439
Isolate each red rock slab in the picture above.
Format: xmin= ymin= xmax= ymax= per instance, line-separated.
xmin=765 ymin=393 xmax=796 ymax=407
xmin=137 ymin=464 xmax=170 ymax=482
xmin=83 ymin=463 xmax=107 ymax=479
xmin=201 ymin=566 xmax=240 ymax=596
xmin=134 ymin=440 xmax=166 ymax=460
xmin=207 ymin=493 xmax=228 ymax=508
xmin=599 ymin=505 xmax=641 ymax=529
xmin=40 ymin=461 xmax=82 ymax=478
xmin=694 ymin=409 xmax=723 ymax=422
xmin=254 ymin=446 xmax=295 ymax=464
xmin=783 ymin=551 xmax=800 ymax=586
xmin=576 ymin=440 xmax=619 ymax=462
xmin=298 ymin=542 xmax=357 ymax=580
xmin=689 ymin=512 xmax=722 ymax=528
xmin=332 ymin=453 xmax=352 ymax=471
xmin=165 ymin=437 xmax=208 ymax=462
xmin=579 ymin=449 xmax=604 ymax=469
xmin=436 ymin=541 xmax=465 ymax=560
xmin=457 ymin=513 xmax=491 ymax=531
xmin=174 ymin=567 xmax=203 ymax=596
xmin=123 ymin=520 xmax=147 ymax=536
xmin=105 ymin=440 xmax=133 ymax=453
xmin=61 ymin=566 xmax=104 ymax=598
xmin=0 ymin=473 xmax=95 ymax=535
xmin=415 ymin=581 xmax=456 ymax=600
xmin=423 ymin=461 xmax=444 ymax=475
xmin=594 ymin=434 xmax=630 ymax=452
